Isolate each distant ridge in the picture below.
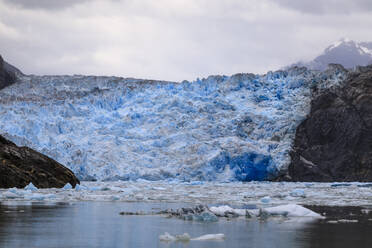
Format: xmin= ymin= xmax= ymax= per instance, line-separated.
xmin=291 ymin=38 xmax=372 ymax=70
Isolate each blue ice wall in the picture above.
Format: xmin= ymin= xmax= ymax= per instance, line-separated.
xmin=189 ymin=152 xmax=275 ymax=181
xmin=0 ymin=68 xmax=346 ymax=181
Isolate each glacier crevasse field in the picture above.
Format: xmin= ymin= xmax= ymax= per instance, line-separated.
xmin=0 ymin=66 xmax=346 ymax=181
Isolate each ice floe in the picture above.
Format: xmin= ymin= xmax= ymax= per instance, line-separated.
xmin=159 ymin=232 xmax=225 ymax=242
xmin=0 ymin=181 xmax=372 ymax=207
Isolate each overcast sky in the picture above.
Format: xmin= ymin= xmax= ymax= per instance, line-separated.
xmin=1 ymin=0 xmax=372 ymax=81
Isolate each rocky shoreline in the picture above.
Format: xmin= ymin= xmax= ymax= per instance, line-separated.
xmin=0 ymin=134 xmax=79 ymax=188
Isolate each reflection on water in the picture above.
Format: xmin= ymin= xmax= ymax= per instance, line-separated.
xmin=0 ymin=202 xmax=371 ymax=248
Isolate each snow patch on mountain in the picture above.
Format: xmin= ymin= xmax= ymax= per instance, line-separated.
xmin=0 ymin=67 xmax=346 ymax=181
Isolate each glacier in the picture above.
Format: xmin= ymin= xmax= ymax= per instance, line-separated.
xmin=0 ymin=66 xmax=346 ymax=181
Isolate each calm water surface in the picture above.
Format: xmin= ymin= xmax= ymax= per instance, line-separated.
xmin=0 ymin=202 xmax=371 ymax=248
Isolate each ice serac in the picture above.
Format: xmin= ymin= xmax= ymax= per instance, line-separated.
xmin=0 ymin=66 xmax=345 ymax=181
xmin=0 ymin=134 xmax=79 ymax=188
xmin=288 ymin=65 xmax=372 ymax=182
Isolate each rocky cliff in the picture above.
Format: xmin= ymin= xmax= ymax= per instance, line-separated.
xmin=0 ymin=134 xmax=80 ymax=188
xmin=288 ymin=65 xmax=372 ymax=181
xmin=0 ymin=55 xmax=18 ymax=90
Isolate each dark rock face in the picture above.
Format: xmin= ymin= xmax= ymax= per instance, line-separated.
xmin=0 ymin=55 xmax=18 ymax=90
xmin=288 ymin=65 xmax=372 ymax=181
xmin=0 ymin=134 xmax=80 ymax=188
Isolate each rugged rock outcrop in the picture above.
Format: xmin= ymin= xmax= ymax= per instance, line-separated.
xmin=0 ymin=55 xmax=18 ymax=90
xmin=0 ymin=134 xmax=80 ymax=188
xmin=288 ymin=65 xmax=372 ymax=181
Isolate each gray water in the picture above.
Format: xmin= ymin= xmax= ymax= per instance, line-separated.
xmin=0 ymin=202 xmax=371 ymax=248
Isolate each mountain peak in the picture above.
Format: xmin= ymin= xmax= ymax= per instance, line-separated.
xmin=291 ymin=39 xmax=372 ymax=71
xmin=326 ymin=38 xmax=355 ymax=51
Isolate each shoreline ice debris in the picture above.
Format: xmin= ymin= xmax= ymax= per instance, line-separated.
xmin=63 ymin=183 xmax=73 ymax=190
xmin=159 ymin=232 xmax=225 ymax=242
xmin=0 ymin=67 xmax=346 ymax=182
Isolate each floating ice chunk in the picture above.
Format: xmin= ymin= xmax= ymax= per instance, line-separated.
xmin=290 ymin=189 xmax=306 ymax=197
xmin=63 ymin=183 xmax=73 ymax=190
xmin=264 ymin=204 xmax=323 ymax=218
xmin=361 ymin=209 xmax=372 ymax=214
xmin=191 ymin=234 xmax=226 ymax=241
xmin=111 ymin=195 xmax=120 ymax=201
xmin=209 ymin=205 xmax=235 ymax=216
xmin=304 ymin=183 xmax=313 ymax=188
xmin=337 ymin=219 xmax=358 ymax=223
xmin=75 ymin=184 xmax=87 ymax=191
xmin=189 ymin=181 xmax=204 ymax=186
xmin=151 ymin=187 xmax=166 ymax=191
xmin=328 ymin=219 xmax=359 ymax=223
xmin=209 ymin=205 xmax=246 ymax=217
xmin=159 ymin=232 xmax=225 ymax=242
xmin=184 ymin=212 xmax=218 ymax=222
xmin=159 ymin=232 xmax=176 ymax=242
xmin=24 ymin=182 xmax=38 ymax=191
xmin=7 ymin=188 xmax=18 ymax=194
xmin=327 ymin=220 xmax=339 ymax=224
xmin=24 ymin=193 xmax=45 ymax=201
xmin=88 ymin=186 xmax=103 ymax=191
xmin=2 ymin=191 xmax=19 ymax=199
xmin=260 ymin=196 xmax=271 ymax=204
xmin=175 ymin=233 xmax=191 ymax=242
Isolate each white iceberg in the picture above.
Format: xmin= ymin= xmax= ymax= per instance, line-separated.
xmin=264 ymin=204 xmax=323 ymax=218
xmin=159 ymin=232 xmax=225 ymax=242
xmin=210 ymin=204 xmax=322 ymax=218
xmin=2 ymin=191 xmax=19 ymax=199
xmin=63 ymin=183 xmax=73 ymax=190
xmin=191 ymin=233 xmax=226 ymax=241
xmin=24 ymin=182 xmax=38 ymax=191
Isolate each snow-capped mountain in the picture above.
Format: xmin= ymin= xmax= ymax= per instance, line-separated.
xmin=294 ymin=38 xmax=372 ymax=70
xmin=0 ymin=65 xmax=346 ymax=182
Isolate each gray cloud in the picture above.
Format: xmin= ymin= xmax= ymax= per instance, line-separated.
xmin=272 ymin=0 xmax=372 ymax=14
xmin=2 ymin=0 xmax=89 ymax=10
xmin=0 ymin=0 xmax=372 ymax=81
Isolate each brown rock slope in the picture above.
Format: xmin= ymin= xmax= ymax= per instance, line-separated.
xmin=0 ymin=135 xmax=80 ymax=188
xmin=288 ymin=65 xmax=372 ymax=181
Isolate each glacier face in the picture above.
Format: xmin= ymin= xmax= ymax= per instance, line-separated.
xmin=0 ymin=67 xmax=346 ymax=181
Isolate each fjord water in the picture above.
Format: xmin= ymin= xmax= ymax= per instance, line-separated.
xmin=0 ymin=202 xmax=371 ymax=248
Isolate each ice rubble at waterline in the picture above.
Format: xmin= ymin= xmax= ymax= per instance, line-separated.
xmin=1 ymin=181 xmax=372 ymax=207
xmin=0 ymin=66 xmax=346 ymax=181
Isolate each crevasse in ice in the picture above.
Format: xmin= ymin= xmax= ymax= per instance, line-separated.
xmin=0 ymin=66 xmax=346 ymax=181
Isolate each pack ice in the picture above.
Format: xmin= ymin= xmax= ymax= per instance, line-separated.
xmin=0 ymin=66 xmax=346 ymax=181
